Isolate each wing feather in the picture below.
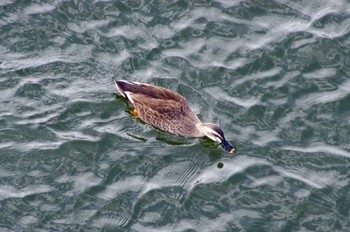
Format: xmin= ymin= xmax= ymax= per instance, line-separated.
xmin=126 ymin=92 xmax=200 ymax=135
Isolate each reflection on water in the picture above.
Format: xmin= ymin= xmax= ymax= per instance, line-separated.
xmin=1 ymin=0 xmax=350 ymax=231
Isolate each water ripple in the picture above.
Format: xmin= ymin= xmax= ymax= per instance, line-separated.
xmin=67 ymin=20 xmax=109 ymax=33
xmin=23 ymin=3 xmax=56 ymax=15
xmin=297 ymin=80 xmax=350 ymax=107
xmin=53 ymin=210 xmax=97 ymax=225
xmin=97 ymin=176 xmax=145 ymax=201
xmin=92 ymin=211 xmax=129 ymax=229
xmin=56 ymin=172 xmax=102 ymax=196
xmin=7 ymin=141 xmax=64 ymax=152
xmin=0 ymin=45 xmax=93 ymax=73
xmin=50 ymin=130 xmax=100 ymax=142
xmin=283 ymin=144 xmax=350 ymax=159
xmin=1 ymin=0 xmax=350 ymax=230
xmin=273 ymin=167 xmax=327 ymax=189
xmin=303 ymin=67 xmax=337 ymax=79
xmin=141 ymin=160 xmax=198 ymax=199
xmin=0 ymin=185 xmax=54 ymax=200
xmin=204 ymin=86 xmax=260 ymax=108
xmin=0 ymin=0 xmax=14 ymax=7
xmin=133 ymin=212 xmax=235 ymax=232
xmin=190 ymin=156 xmax=270 ymax=187
xmin=233 ymin=67 xmax=283 ymax=86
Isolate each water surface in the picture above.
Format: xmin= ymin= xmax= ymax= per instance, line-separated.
xmin=1 ymin=0 xmax=350 ymax=231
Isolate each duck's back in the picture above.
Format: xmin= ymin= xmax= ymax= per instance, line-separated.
xmin=116 ymin=80 xmax=183 ymax=101
xmin=116 ymin=80 xmax=202 ymax=137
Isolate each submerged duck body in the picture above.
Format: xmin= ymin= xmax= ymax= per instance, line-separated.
xmin=115 ymin=80 xmax=235 ymax=154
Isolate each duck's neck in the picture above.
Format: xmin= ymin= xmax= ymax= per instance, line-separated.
xmin=194 ymin=123 xmax=205 ymax=137
xmin=195 ymin=123 xmax=214 ymax=137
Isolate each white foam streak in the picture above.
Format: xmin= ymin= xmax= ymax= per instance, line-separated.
xmin=53 ymin=131 xmax=100 ymax=142
xmin=67 ymin=20 xmax=109 ymax=33
xmin=0 ymin=0 xmax=14 ymax=7
xmin=56 ymin=172 xmax=102 ymax=196
xmin=283 ymin=144 xmax=350 ymax=158
xmin=273 ymin=167 xmax=323 ymax=189
xmin=190 ymin=156 xmax=270 ymax=187
xmin=204 ymin=87 xmax=260 ymax=108
xmin=0 ymin=185 xmax=54 ymax=200
xmin=23 ymin=3 xmax=56 ymax=15
xmin=133 ymin=212 xmax=236 ymax=232
xmin=19 ymin=141 xmax=64 ymax=151
xmin=304 ymin=68 xmax=336 ymax=79
xmin=233 ymin=67 xmax=282 ymax=86
xmin=97 ymin=176 xmax=145 ymax=200
xmin=97 ymin=50 xmax=130 ymax=66
xmin=297 ymin=80 xmax=350 ymax=107
xmin=0 ymin=45 xmax=93 ymax=72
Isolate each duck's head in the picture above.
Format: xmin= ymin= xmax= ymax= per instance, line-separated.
xmin=198 ymin=123 xmax=235 ymax=154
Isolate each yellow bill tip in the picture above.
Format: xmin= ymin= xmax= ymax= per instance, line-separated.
xmin=229 ymin=148 xmax=235 ymax=154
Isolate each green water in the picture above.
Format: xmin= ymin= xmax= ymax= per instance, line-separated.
xmin=1 ymin=0 xmax=350 ymax=231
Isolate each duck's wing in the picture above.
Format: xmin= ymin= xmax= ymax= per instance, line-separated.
xmin=124 ymin=92 xmax=200 ymax=136
xmin=115 ymin=80 xmax=183 ymax=103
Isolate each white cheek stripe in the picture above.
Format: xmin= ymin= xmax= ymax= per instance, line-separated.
xmin=211 ymin=131 xmax=221 ymax=139
xmin=208 ymin=135 xmax=222 ymax=143
xmin=207 ymin=128 xmax=222 ymax=139
xmin=203 ymin=127 xmax=223 ymax=142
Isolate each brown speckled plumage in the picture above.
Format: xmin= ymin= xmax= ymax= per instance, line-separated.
xmin=116 ymin=80 xmax=201 ymax=137
xmin=115 ymin=80 xmax=235 ymax=154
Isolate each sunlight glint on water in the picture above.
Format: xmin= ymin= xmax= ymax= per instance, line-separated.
xmin=0 ymin=0 xmax=350 ymax=231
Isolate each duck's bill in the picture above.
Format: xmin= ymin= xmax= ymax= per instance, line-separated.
xmin=221 ymin=140 xmax=235 ymax=154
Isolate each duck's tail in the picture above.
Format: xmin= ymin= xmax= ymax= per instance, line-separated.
xmin=115 ymin=80 xmax=135 ymax=98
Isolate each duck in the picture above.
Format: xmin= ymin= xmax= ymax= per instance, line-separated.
xmin=115 ymin=80 xmax=235 ymax=154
